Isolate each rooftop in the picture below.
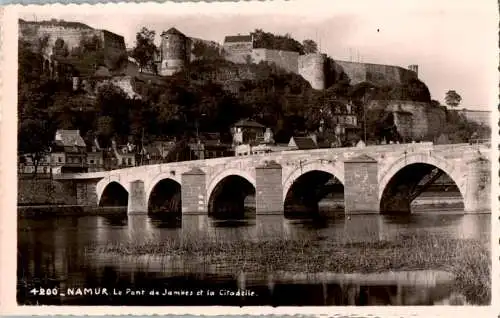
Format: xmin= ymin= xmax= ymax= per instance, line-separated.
xmin=162 ymin=27 xmax=186 ymax=37
xmin=233 ymin=119 xmax=265 ymax=129
xmin=54 ymin=130 xmax=86 ymax=148
xmin=289 ymin=136 xmax=318 ymax=150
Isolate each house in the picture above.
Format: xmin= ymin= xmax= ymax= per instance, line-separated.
xmin=18 ymin=153 xmax=52 ymax=175
xmin=87 ymin=138 xmax=104 ymax=172
xmin=152 ymin=140 xmax=177 ymax=159
xmin=51 ymin=129 xmax=88 ymax=173
xmin=111 ymin=140 xmax=137 ymax=168
xmin=189 ymin=133 xmax=233 ymax=160
xmin=139 ymin=144 xmax=164 ymax=165
xmin=231 ymin=119 xmax=267 ymax=145
xmin=235 ymin=143 xmax=274 ymax=156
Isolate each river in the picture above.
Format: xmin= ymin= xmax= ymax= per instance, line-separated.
xmin=17 ymin=209 xmax=491 ymax=306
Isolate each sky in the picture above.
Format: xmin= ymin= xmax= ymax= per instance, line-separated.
xmin=16 ymin=0 xmax=499 ymax=110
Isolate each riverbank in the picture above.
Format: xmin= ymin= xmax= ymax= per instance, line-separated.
xmin=88 ymin=233 xmax=490 ymax=305
xmin=18 ymin=205 xmax=126 ymax=217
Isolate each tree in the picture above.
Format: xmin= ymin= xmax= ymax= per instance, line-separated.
xmin=53 ymin=38 xmax=69 ymax=58
xmin=18 ymin=119 xmax=53 ymax=176
xmin=191 ymin=41 xmax=223 ymax=60
xmin=302 ymin=39 xmax=318 ymax=54
xmin=132 ymin=27 xmax=158 ymax=73
xmin=445 ymin=90 xmax=462 ymax=108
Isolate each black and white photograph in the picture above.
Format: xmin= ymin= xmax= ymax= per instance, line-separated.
xmin=1 ymin=0 xmax=497 ymax=313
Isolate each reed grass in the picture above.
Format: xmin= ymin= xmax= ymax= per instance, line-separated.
xmin=88 ymin=232 xmax=490 ymax=304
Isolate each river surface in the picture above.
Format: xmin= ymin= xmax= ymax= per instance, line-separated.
xmin=17 ymin=209 xmax=490 ymax=306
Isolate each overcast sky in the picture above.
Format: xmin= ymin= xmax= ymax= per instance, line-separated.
xmin=16 ymin=0 xmax=498 ymax=110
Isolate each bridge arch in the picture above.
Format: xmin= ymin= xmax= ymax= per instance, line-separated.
xmin=98 ymin=181 xmax=129 ymax=207
xmin=146 ymin=176 xmax=182 ymax=214
xmin=207 ymin=169 xmax=256 ymax=201
xmin=96 ymin=175 xmax=129 ymax=205
xmin=378 ymin=152 xmax=466 ymax=213
xmin=146 ymin=172 xmax=182 ymax=205
xmin=282 ymin=161 xmax=345 ymax=217
xmin=207 ymin=169 xmax=256 ymax=218
xmin=282 ymin=161 xmax=344 ymax=200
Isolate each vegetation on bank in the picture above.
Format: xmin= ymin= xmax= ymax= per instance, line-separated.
xmin=88 ymin=232 xmax=490 ymax=305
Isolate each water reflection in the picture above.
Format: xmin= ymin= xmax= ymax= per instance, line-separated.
xmin=17 ymin=210 xmax=490 ymax=306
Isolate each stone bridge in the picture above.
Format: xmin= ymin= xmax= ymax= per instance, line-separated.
xmin=55 ymin=142 xmax=492 ymax=215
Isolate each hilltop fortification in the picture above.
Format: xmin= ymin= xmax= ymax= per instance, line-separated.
xmin=157 ymin=29 xmax=419 ymax=91
xmin=19 ymin=19 xmax=126 ymax=67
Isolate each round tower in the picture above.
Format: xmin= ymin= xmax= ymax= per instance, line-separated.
xmin=160 ymin=27 xmax=189 ymax=76
xmin=298 ymin=53 xmax=326 ymax=90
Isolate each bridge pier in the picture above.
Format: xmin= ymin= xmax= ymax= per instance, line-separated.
xmin=256 ymin=161 xmax=283 ymax=214
xmin=181 ymin=167 xmax=207 ymax=214
xmin=344 ymin=155 xmax=379 ymax=214
xmin=464 ymin=157 xmax=491 ymax=213
xmin=127 ymin=180 xmax=147 ymax=214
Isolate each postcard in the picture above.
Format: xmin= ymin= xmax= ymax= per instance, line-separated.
xmin=0 ymin=0 xmax=498 ymax=316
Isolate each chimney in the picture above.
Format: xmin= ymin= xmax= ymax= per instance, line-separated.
xmin=72 ymin=77 xmax=79 ymax=91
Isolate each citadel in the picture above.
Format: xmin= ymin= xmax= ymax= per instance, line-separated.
xmin=156 ymin=27 xmax=420 ymax=91
xmin=19 ymin=19 xmax=420 ymax=92
xmin=18 ymin=18 xmax=490 ymax=143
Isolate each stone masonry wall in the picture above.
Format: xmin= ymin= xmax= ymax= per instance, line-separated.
xmin=369 ymin=100 xmax=446 ymax=140
xmin=298 ymin=53 xmax=326 ymax=90
xmin=344 ymin=157 xmax=379 ymax=213
xmin=181 ymin=170 xmax=207 ymax=214
xmin=255 ymin=162 xmax=283 ymax=214
xmin=251 ymin=49 xmax=300 ymax=74
xmin=76 ymin=181 xmax=98 ymax=206
xmin=333 ymin=60 xmax=417 ymax=86
xmin=18 ymin=178 xmax=77 ymax=205
xmin=19 ymin=22 xmax=126 ymax=61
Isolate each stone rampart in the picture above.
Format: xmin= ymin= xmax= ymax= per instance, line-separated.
xmin=333 ymin=60 xmax=417 ymax=86
xmin=458 ymin=110 xmax=491 ymax=127
xmin=251 ymin=49 xmax=300 ymax=74
xmin=19 ymin=21 xmax=126 ymax=60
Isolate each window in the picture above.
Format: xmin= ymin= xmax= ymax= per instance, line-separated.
xmin=58 ymin=157 xmax=62 ymax=163
xmin=90 ymin=159 xmax=95 ymax=164
xmin=128 ymin=158 xmax=132 ymax=165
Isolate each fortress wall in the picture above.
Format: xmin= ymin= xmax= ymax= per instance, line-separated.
xmin=101 ymin=30 xmax=126 ymax=55
xmin=251 ymin=49 xmax=299 ymax=74
xmin=333 ymin=60 xmax=417 ymax=86
xmin=223 ymin=42 xmax=253 ymax=64
xmin=20 ymin=24 xmax=98 ymax=54
xmin=426 ymin=106 xmax=447 ymax=137
xmin=458 ymin=110 xmax=492 ymax=127
xmin=225 ymin=52 xmax=249 ymax=64
xmin=369 ymin=100 xmax=446 ymax=140
xmin=298 ymin=53 xmax=325 ymax=90
xmin=20 ymin=24 xmax=126 ymax=59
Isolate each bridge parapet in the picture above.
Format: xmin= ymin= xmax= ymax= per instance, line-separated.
xmin=53 ymin=142 xmax=492 ymax=215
